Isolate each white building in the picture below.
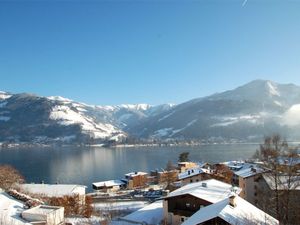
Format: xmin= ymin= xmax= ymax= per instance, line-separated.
xmin=22 ymin=205 xmax=64 ymax=225
xmin=92 ymin=180 xmax=125 ymax=192
xmin=19 ymin=184 xmax=86 ymax=198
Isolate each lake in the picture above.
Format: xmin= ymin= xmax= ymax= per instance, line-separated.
xmin=0 ymin=144 xmax=259 ymax=192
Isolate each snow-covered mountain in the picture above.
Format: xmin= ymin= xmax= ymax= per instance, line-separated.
xmin=0 ymin=92 xmax=173 ymax=144
xmin=1 ymin=80 xmax=300 ymax=145
xmin=127 ymin=80 xmax=300 ymax=141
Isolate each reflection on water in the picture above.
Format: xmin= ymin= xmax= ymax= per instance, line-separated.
xmin=0 ymin=144 xmax=258 ymax=191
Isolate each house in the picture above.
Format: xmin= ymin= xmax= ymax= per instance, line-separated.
xmin=221 ymin=161 xmax=265 ymax=204
xmin=162 ymin=179 xmax=241 ymax=225
xmin=234 ymin=166 xmax=264 ymax=204
xmin=181 ymin=195 xmax=278 ymax=225
xmin=21 ymin=205 xmax=64 ymax=225
xmin=178 ymin=168 xmax=211 ymax=186
xmin=123 ymin=172 xmax=148 ymax=189
xmin=92 ymin=180 xmax=125 ymax=192
xmin=177 ymin=162 xmax=199 ymax=173
xmin=19 ymin=184 xmax=87 ymax=202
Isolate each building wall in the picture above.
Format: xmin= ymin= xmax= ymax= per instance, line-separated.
xmin=127 ymin=174 xmax=148 ymax=189
xmin=73 ymin=186 xmax=86 ymax=196
xmin=178 ymin=162 xmax=198 ymax=173
xmin=181 ymin=173 xmax=210 ymax=186
xmin=164 ymin=194 xmax=211 ymax=225
xmin=47 ymin=207 xmax=64 ymax=225
xmin=238 ymin=175 xmax=260 ymax=205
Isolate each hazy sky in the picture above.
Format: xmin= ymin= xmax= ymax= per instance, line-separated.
xmin=1 ymin=0 xmax=300 ymax=105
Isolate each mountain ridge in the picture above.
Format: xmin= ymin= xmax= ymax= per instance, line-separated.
xmin=1 ymin=80 xmax=300 ymax=145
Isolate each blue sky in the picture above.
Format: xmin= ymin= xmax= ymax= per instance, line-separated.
xmin=0 ymin=0 xmax=300 ymax=105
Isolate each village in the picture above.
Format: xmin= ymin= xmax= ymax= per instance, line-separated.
xmin=0 ymin=136 xmax=300 ymax=225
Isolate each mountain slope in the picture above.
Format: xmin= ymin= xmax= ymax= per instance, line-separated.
xmin=0 ymin=92 xmax=173 ymax=144
xmin=127 ymin=80 xmax=300 ymax=141
xmin=0 ymin=93 xmax=126 ymax=144
xmin=1 ymin=80 xmax=300 ymax=144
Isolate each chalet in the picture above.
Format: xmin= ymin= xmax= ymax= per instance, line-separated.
xmin=181 ymin=195 xmax=278 ymax=225
xmin=178 ymin=168 xmax=211 ymax=186
xmin=162 ymin=179 xmax=241 ymax=225
xmin=21 ymin=205 xmax=64 ymax=225
xmin=92 ymin=180 xmax=125 ymax=192
xmin=123 ymin=172 xmax=148 ymax=189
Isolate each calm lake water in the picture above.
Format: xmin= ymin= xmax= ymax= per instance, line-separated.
xmin=0 ymin=144 xmax=258 ymax=191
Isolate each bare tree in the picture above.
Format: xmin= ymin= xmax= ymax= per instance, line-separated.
xmin=256 ymin=135 xmax=300 ymax=225
xmin=0 ymin=165 xmax=24 ymax=191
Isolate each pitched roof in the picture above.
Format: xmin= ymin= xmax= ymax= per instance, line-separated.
xmin=93 ymin=180 xmax=125 ymax=188
xmin=165 ymin=179 xmax=241 ymax=204
xmin=182 ymin=195 xmax=279 ymax=225
xmin=0 ymin=190 xmax=30 ymax=225
xmin=263 ymin=174 xmax=300 ymax=190
xmin=178 ymin=168 xmax=211 ymax=180
xmin=234 ymin=167 xmax=264 ymax=178
xmin=125 ymin=172 xmax=148 ymax=177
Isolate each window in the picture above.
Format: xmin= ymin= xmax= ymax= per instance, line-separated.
xmin=190 ymin=179 xmax=193 ymax=183
xmin=181 ymin=217 xmax=185 ymax=222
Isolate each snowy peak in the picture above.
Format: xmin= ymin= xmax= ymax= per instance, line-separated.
xmin=0 ymin=91 xmax=12 ymax=100
xmin=128 ymin=80 xmax=300 ymax=141
xmin=265 ymin=80 xmax=280 ymax=97
xmin=47 ymin=96 xmax=73 ymax=103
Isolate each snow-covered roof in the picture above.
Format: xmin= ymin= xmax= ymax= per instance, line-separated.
xmin=125 ymin=172 xmax=148 ymax=177
xmin=263 ymin=174 xmax=300 ymax=190
xmin=182 ymin=195 xmax=279 ymax=225
xmin=222 ymin=161 xmax=264 ymax=178
xmin=178 ymin=168 xmax=210 ymax=180
xmin=222 ymin=161 xmax=253 ymax=171
xmin=234 ymin=166 xmax=264 ymax=178
xmin=22 ymin=205 xmax=62 ymax=216
xmin=0 ymin=190 xmax=30 ymax=225
xmin=93 ymin=180 xmax=125 ymax=188
xmin=19 ymin=184 xmax=86 ymax=197
xmin=165 ymin=179 xmax=241 ymax=204
xmin=110 ymin=200 xmax=163 ymax=225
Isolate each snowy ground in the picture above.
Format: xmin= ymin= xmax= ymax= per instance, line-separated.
xmin=65 ymin=216 xmax=105 ymax=225
xmin=110 ymin=201 xmax=163 ymax=225
xmin=93 ymin=201 xmax=149 ymax=211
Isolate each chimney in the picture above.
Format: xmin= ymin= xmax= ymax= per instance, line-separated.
xmin=229 ymin=195 xmax=236 ymax=207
